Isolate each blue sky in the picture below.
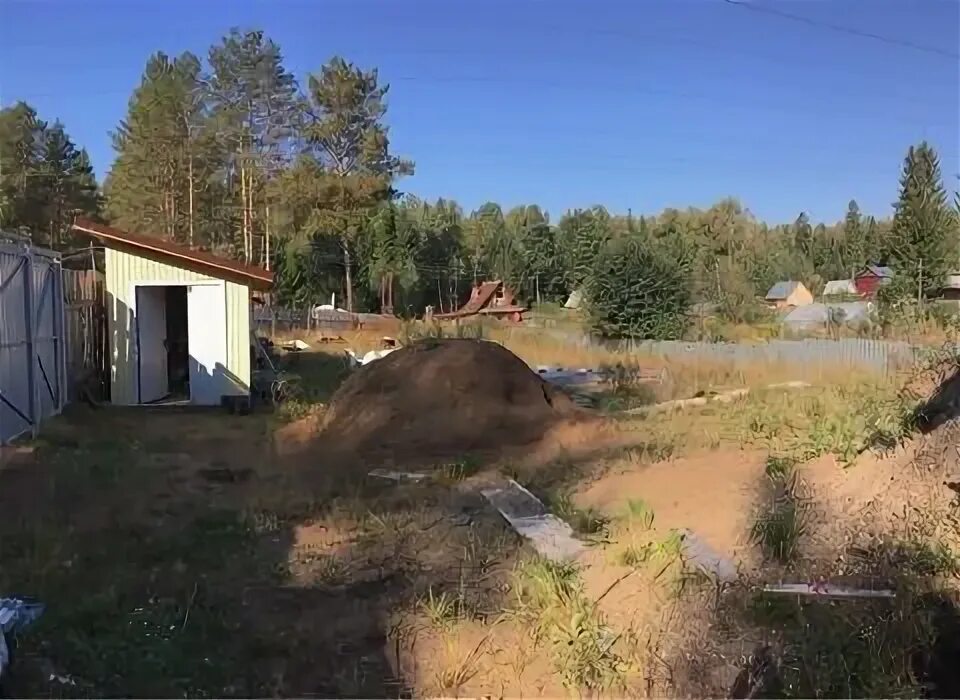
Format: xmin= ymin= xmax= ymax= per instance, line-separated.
xmin=1 ymin=0 xmax=957 ymax=224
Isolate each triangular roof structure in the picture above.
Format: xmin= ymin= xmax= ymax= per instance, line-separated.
xmin=765 ymin=280 xmax=803 ymax=300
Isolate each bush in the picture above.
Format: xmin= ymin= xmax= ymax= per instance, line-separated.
xmin=585 ymin=236 xmax=691 ymax=339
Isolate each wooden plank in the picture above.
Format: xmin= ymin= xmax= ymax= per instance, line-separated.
xmin=481 ymin=480 xmax=585 ymax=561
xmin=762 ymin=582 xmax=895 ymax=599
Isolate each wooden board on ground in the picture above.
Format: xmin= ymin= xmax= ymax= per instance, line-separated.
xmin=481 ymin=480 xmax=585 ymax=561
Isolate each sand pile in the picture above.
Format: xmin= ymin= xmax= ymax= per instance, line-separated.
xmin=321 ymin=339 xmax=579 ymax=463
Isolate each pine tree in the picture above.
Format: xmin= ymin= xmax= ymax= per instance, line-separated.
xmin=368 ymin=200 xmax=420 ymax=312
xmin=106 ymin=52 xmax=214 ymax=243
xmin=208 ymin=30 xmax=299 ymax=264
xmin=887 ymin=142 xmax=959 ymax=296
xmin=36 ymin=122 xmax=98 ymax=247
xmin=300 ymin=56 xmax=413 ymax=310
xmin=842 ymin=199 xmax=864 ymax=271
xmin=464 ymin=202 xmax=503 ymax=282
xmin=559 ymin=207 xmax=611 ymax=290
xmin=793 ymin=211 xmax=813 ymax=258
xmin=0 ymin=102 xmax=45 ymax=234
xmin=0 ymin=102 xmax=98 ymax=243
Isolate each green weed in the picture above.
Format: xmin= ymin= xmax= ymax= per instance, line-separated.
xmin=514 ymin=557 xmax=582 ymax=612
xmin=750 ymin=461 xmax=809 ymax=564
xmin=512 ymin=558 xmax=628 ymax=692
xmin=548 ymin=490 xmax=610 ymax=537
xmin=438 ymin=456 xmax=481 ymax=483
xmin=420 ymin=588 xmax=462 ymax=630
xmin=624 ymin=498 xmax=655 ymax=529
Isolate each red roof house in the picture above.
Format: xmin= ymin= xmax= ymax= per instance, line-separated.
xmin=853 ymin=265 xmax=894 ymax=298
xmin=433 ymin=280 xmax=526 ymax=322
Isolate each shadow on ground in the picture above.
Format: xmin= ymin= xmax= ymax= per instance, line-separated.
xmin=0 ymin=397 xmax=537 ymax=697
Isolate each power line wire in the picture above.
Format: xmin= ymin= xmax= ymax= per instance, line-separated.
xmin=723 ymin=0 xmax=960 ymax=60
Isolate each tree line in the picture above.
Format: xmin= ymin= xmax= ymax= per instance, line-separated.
xmin=0 ymin=28 xmax=957 ymax=338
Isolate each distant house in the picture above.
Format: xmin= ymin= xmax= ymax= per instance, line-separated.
xmin=822 ymin=279 xmax=857 ymax=297
xmin=942 ymin=272 xmax=960 ymax=301
xmin=563 ymin=289 xmax=583 ymax=310
xmin=434 ymin=280 xmax=526 ymax=322
xmin=854 ymin=265 xmax=893 ymax=298
xmin=783 ymin=302 xmax=873 ymax=329
xmin=765 ymin=281 xmax=814 ymax=309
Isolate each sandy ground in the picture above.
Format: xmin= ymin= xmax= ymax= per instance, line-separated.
xmin=577 ymin=449 xmax=768 ymax=563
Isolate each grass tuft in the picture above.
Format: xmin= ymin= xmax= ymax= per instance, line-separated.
xmin=751 ymin=457 xmax=809 ymax=564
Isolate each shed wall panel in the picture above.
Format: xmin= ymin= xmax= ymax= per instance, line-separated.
xmin=105 ymin=248 xmax=250 ymax=405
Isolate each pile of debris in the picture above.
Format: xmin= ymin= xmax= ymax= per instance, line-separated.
xmin=321 ymin=339 xmax=580 ymax=463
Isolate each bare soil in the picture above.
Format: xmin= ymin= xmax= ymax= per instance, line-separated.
xmin=577 ymin=449 xmax=768 ymax=563
xmin=320 ymin=338 xmax=584 ymax=465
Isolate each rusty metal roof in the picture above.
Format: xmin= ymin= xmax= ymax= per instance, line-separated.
xmin=72 ymin=218 xmax=274 ymax=291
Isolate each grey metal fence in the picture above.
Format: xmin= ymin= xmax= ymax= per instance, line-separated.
xmin=603 ymin=337 xmax=921 ymax=374
xmin=520 ymin=327 xmax=929 ymax=375
xmin=0 ymin=239 xmax=67 ymax=444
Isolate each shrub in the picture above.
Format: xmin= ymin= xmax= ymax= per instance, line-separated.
xmin=585 ymin=236 xmax=691 ymax=340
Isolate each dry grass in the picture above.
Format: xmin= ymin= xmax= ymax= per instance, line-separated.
xmin=7 ymin=321 xmax=926 ymax=696
xmin=274 ymin=323 xmax=890 ymax=404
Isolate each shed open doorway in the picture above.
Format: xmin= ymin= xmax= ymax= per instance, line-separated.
xmin=134 ymin=282 xmax=228 ymax=406
xmin=134 ymin=285 xmax=188 ymax=404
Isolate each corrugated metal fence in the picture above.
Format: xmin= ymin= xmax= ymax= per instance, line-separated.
xmin=0 ymin=240 xmax=67 ymax=444
xmin=526 ymin=328 xmax=928 ymax=375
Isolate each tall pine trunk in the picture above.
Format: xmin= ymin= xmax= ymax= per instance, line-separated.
xmin=187 ymin=153 xmax=195 ymax=247
xmin=265 ymin=203 xmax=271 ymax=270
xmin=240 ymin=156 xmax=249 ymax=262
xmin=343 ymin=240 xmax=354 ymax=312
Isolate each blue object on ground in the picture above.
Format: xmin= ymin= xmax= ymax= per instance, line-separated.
xmin=0 ymin=598 xmax=45 ymax=634
xmin=0 ymin=597 xmax=45 ymax=681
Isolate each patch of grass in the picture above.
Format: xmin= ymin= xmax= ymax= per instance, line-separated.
xmin=624 ymin=498 xmax=655 ymax=529
xmin=511 ymin=558 xmax=628 ymax=692
xmin=431 ymin=635 xmax=488 ymax=695
xmin=401 ymin=319 xmax=486 ymax=344
xmin=420 ymin=588 xmax=462 ymax=630
xmin=513 ymin=557 xmax=582 ymax=612
xmin=736 ymin=586 xmax=933 ymax=698
xmin=437 ymin=456 xmax=482 ymax=483
xmin=546 ymin=490 xmax=610 ymax=537
xmin=763 ymin=455 xmax=797 ymax=480
xmin=739 ymin=377 xmax=918 ymax=464
xmin=618 ymin=543 xmax=655 ymax=567
xmin=750 ymin=457 xmax=809 ymax=565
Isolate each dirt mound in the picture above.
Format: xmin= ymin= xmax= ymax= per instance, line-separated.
xmin=320 ymin=338 xmax=580 ymax=464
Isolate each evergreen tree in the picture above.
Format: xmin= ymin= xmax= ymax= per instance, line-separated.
xmin=208 ymin=30 xmax=299 ymax=263
xmin=369 ymin=199 xmax=420 ymax=313
xmin=887 ymin=142 xmax=959 ymax=296
xmin=464 ymin=202 xmax=504 ymax=282
xmin=0 ymin=102 xmax=46 ymax=234
xmin=793 ymin=211 xmax=813 ymax=258
xmin=559 ymin=207 xmax=611 ymax=291
xmin=843 ymin=199 xmax=864 ymax=270
xmin=586 ymin=235 xmax=691 ymax=339
xmin=300 ymin=56 xmax=413 ymax=310
xmin=106 ymin=52 xmax=214 ymax=244
xmin=36 ymin=122 xmax=98 ymax=247
xmin=0 ymin=102 xmax=99 ymax=243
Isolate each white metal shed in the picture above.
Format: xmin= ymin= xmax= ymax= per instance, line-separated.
xmin=72 ymin=219 xmax=273 ymax=406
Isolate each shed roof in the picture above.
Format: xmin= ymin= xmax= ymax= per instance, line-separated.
xmin=765 ymin=280 xmax=804 ymax=300
xmin=72 ymin=218 xmax=274 ymax=291
xmin=857 ymin=265 xmax=893 ymax=279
